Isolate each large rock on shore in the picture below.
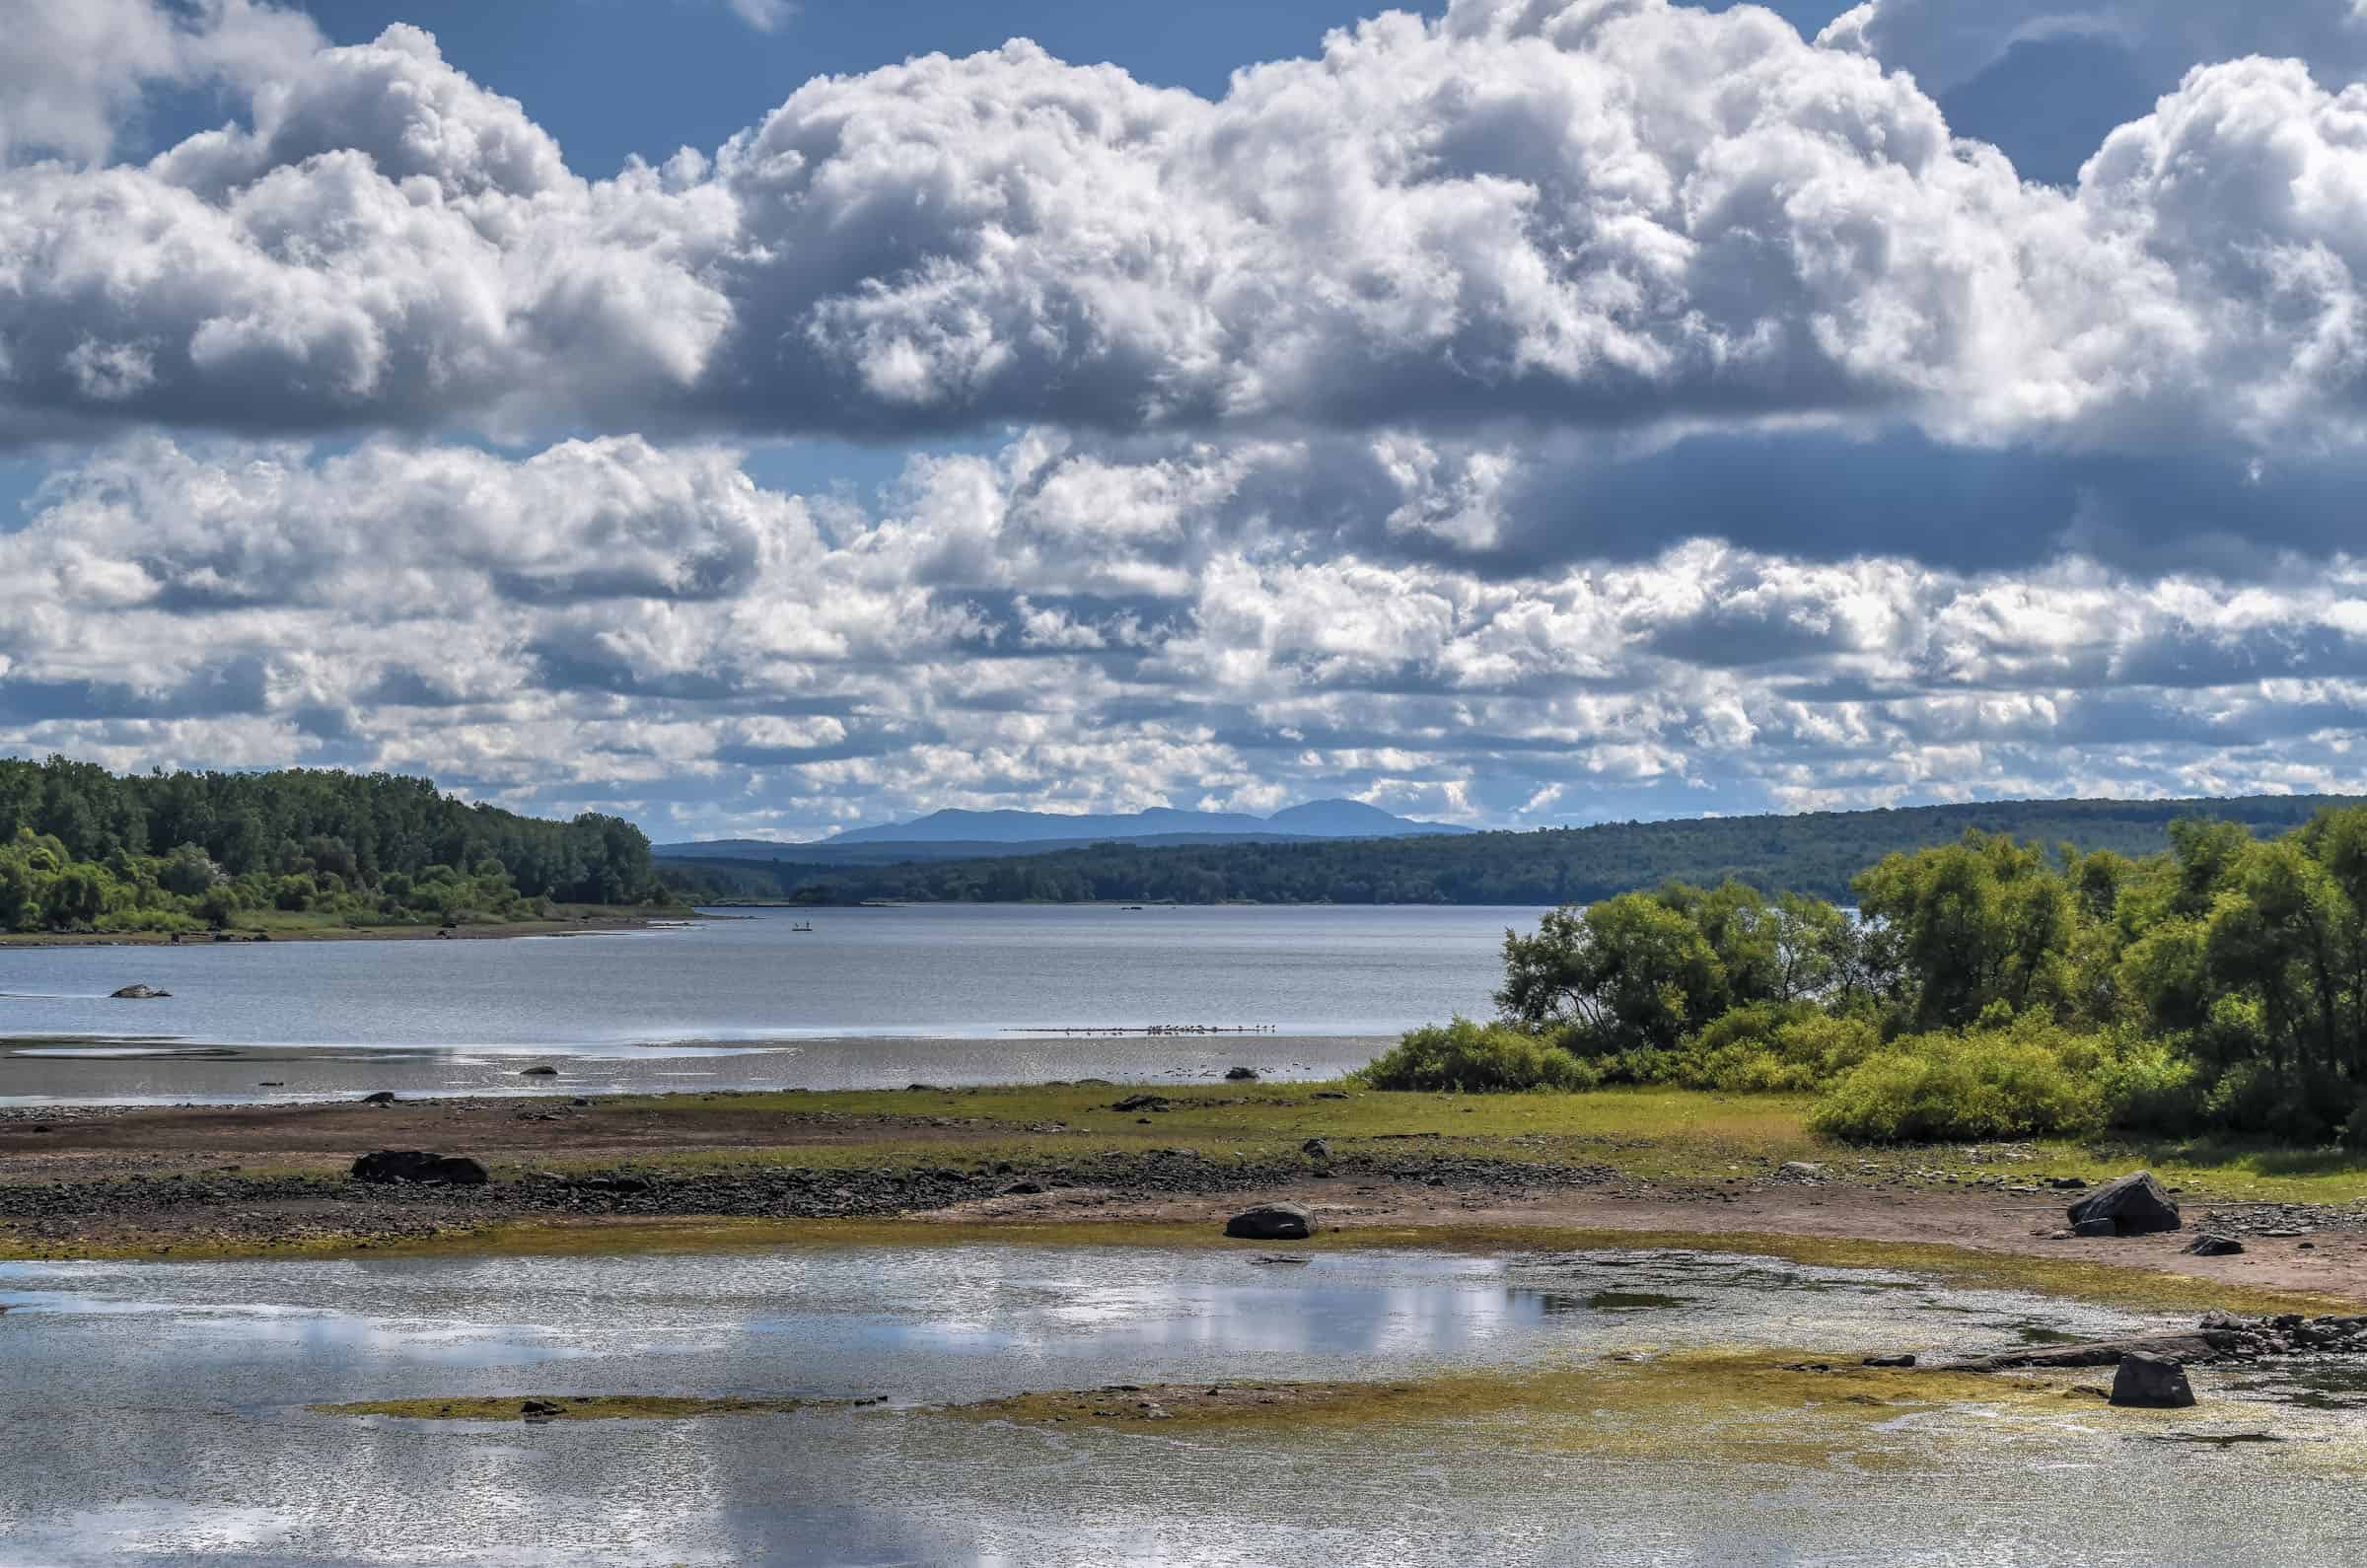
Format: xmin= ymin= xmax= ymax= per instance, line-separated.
xmin=2067 ymin=1172 xmax=2181 ymax=1236
xmin=351 ymin=1151 xmax=489 ymax=1186
xmin=2111 ymin=1352 xmax=2195 ymax=1408
xmin=1224 ymin=1201 xmax=1314 ymax=1241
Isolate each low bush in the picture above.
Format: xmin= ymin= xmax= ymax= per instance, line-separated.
xmin=1663 ymin=1004 xmax=1882 ymax=1093
xmin=2094 ymin=1035 xmax=2208 ymax=1134
xmin=1806 ymin=1025 xmax=2109 ymax=1142
xmin=1355 ymin=1018 xmax=1597 ymax=1093
xmin=2199 ymin=1059 xmax=2350 ymax=1145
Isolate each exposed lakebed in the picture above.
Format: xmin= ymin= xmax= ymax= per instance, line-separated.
xmin=1 ymin=1243 xmax=2362 ymax=1564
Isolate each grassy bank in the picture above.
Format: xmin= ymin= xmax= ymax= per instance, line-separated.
xmin=578 ymin=1081 xmax=2367 ymax=1205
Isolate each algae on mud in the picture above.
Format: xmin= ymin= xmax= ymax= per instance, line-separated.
xmin=938 ymin=1349 xmax=2306 ymax=1469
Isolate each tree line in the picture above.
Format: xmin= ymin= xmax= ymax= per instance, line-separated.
xmin=658 ymin=794 xmax=2358 ymax=907
xmin=1361 ymin=807 xmax=2367 ymax=1148
xmin=0 ymin=757 xmax=663 ymax=934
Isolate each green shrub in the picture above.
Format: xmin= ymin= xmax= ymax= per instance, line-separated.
xmin=1357 ymin=1018 xmax=1597 ymax=1093
xmin=1667 ymin=1004 xmax=1883 ymax=1093
xmin=1808 ymin=1026 xmax=2109 ymax=1142
xmin=2199 ymin=1060 xmax=2349 ymax=1144
xmin=2094 ymin=1035 xmax=2207 ymax=1134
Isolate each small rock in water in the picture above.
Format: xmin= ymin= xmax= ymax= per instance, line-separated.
xmin=1224 ymin=1067 xmax=1260 ymax=1082
xmin=2184 ymin=1234 xmax=2244 ymax=1257
xmin=359 ymin=1092 xmax=398 ymax=1105
xmin=2110 ymin=1353 xmax=2195 ymax=1409
xmin=2067 ymin=1171 xmax=2182 ymax=1236
xmin=1224 ymin=1201 xmax=1314 ymax=1241
xmin=520 ymin=1066 xmax=559 ymax=1078
xmin=108 ymin=984 xmax=171 ymax=1000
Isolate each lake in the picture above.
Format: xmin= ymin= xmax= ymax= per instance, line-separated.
xmin=0 ymin=1242 xmax=2351 ymax=1566
xmin=0 ymin=905 xmax=1542 ymax=1105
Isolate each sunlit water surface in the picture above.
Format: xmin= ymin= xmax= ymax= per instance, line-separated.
xmin=0 ymin=1245 xmax=2360 ymax=1565
xmin=0 ymin=905 xmax=1540 ymax=1105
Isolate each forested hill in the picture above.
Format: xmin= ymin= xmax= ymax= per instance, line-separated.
xmin=0 ymin=756 xmax=662 ymax=934
xmin=660 ymin=794 xmax=2365 ymax=907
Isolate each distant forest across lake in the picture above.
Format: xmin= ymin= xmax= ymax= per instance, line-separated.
xmin=658 ymin=795 xmax=2366 ymax=907
xmin=0 ymin=756 xmax=664 ymax=934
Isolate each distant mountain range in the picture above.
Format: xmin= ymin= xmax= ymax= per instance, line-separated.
xmin=658 ymin=798 xmax=1470 ymax=862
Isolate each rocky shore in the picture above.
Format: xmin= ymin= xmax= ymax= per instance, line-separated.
xmin=0 ymin=1143 xmax=1626 ymax=1254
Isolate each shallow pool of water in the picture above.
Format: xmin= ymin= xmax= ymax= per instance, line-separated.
xmin=0 ymin=1244 xmax=2359 ymax=1564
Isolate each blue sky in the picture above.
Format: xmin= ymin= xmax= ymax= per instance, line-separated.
xmin=3 ymin=0 xmax=2366 ymax=841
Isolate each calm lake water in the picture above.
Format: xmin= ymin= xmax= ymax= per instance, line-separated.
xmin=0 ymin=1243 xmax=2353 ymax=1566
xmin=0 ymin=905 xmax=1541 ymax=1105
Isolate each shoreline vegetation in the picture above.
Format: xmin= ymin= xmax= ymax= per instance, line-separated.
xmin=0 ymin=904 xmax=689 ymax=947
xmin=1359 ymin=806 xmax=2367 ymax=1153
xmin=0 ymin=756 xmax=679 ymax=940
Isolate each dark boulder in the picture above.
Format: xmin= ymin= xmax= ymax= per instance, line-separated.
xmin=351 ymin=1150 xmax=489 ymax=1186
xmin=2184 ymin=1234 xmax=2244 ymax=1257
xmin=108 ymin=984 xmax=171 ymax=1000
xmin=1224 ymin=1201 xmax=1314 ymax=1241
xmin=519 ymin=1066 xmax=559 ymax=1077
xmin=359 ymin=1091 xmax=398 ymax=1105
xmin=2110 ymin=1352 xmax=2196 ymax=1408
xmin=1301 ymin=1137 xmax=1330 ymax=1160
xmin=1224 ymin=1067 xmax=1260 ymax=1082
xmin=2067 ymin=1172 xmax=2181 ymax=1236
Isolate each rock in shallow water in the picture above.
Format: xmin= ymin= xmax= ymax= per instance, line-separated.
xmin=108 ymin=984 xmax=170 ymax=999
xmin=1224 ymin=1201 xmax=1314 ymax=1240
xmin=2110 ymin=1353 xmax=2195 ymax=1408
xmin=2067 ymin=1172 xmax=2181 ymax=1236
